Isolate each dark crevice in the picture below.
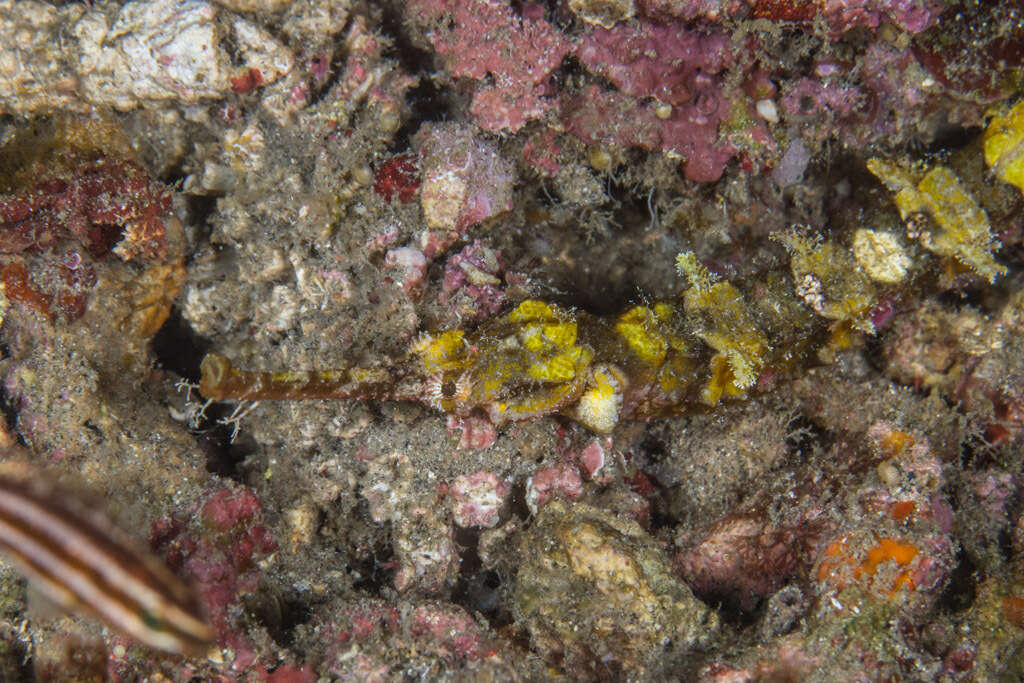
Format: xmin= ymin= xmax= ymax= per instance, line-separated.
xmin=220 ymin=26 xmax=243 ymax=68
xmin=551 ymin=53 xmax=607 ymax=92
xmin=784 ymin=415 xmax=829 ymax=460
xmin=0 ymin=343 xmax=26 ymax=448
xmin=934 ymin=285 xmax=991 ymax=311
xmin=300 ymin=16 xmax=357 ymax=110
xmin=635 ymin=431 xmax=678 ymax=531
xmin=507 ymin=479 xmax=533 ymax=521
xmin=349 ymin=552 xmax=392 ymax=595
xmin=646 ymin=493 xmax=678 ymax=533
xmin=378 ymin=3 xmax=454 ymax=151
xmin=151 ymin=307 xmax=253 ymax=479
xmin=183 ymin=194 xmax=220 ymax=250
xmin=998 ymin=527 xmax=1014 ymax=563
xmin=82 ymin=420 xmax=104 ymax=440
xmin=921 ymin=123 xmax=982 ymax=156
xmin=244 ymin=590 xmax=314 ymax=649
xmin=863 ymin=333 xmax=888 ymax=374
xmin=198 ymin=423 xmax=257 ymax=480
xmin=379 ymin=3 xmax=437 ymax=77
xmin=506 ymin=173 xmax=687 ymax=316
xmin=638 ymin=431 xmax=669 ymax=465
xmin=389 ymin=78 xmax=453 ymax=154
xmin=960 ymin=432 xmax=1004 ymax=470
xmin=451 ymin=526 xmax=511 ymax=627
xmin=156 ymin=164 xmax=189 ymax=191
xmin=701 ymin=593 xmax=766 ymax=631
xmin=347 ymin=506 xmax=395 ymax=596
xmin=1003 ymin=486 xmax=1023 ymax=561
xmin=937 ymin=548 xmax=977 ymax=613
xmin=152 ymin=307 xmax=212 ymax=382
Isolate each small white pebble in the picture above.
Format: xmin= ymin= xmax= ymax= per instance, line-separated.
xmin=655 ymin=102 xmax=673 ymax=120
xmin=352 ymin=165 xmax=374 ymax=186
xmin=877 ymin=460 xmax=901 ymax=487
xmin=756 ymin=98 xmax=779 ymax=123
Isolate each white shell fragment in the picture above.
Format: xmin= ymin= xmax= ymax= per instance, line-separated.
xmin=0 ymin=0 xmax=294 ymax=114
xmin=852 ymin=228 xmax=913 ymax=285
xmin=74 ymin=0 xmax=230 ymax=108
xmin=755 ymin=98 xmax=779 ymax=123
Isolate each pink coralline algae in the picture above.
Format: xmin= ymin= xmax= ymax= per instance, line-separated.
xmin=566 ymin=23 xmax=740 ymax=182
xmin=201 ymin=487 xmax=265 ymax=533
xmin=565 ymin=22 xmax=753 ymax=182
xmin=563 ymin=85 xmax=735 ymax=182
xmin=413 ymin=122 xmax=516 ymax=257
xmin=408 ymin=604 xmax=495 ymax=660
xmin=911 ymin=2 xmax=1024 ymax=102
xmin=445 ymin=414 xmax=499 ymax=450
xmin=677 ymin=513 xmax=811 ymax=611
xmin=409 ymin=0 xmax=570 ymax=133
xmin=633 ymin=0 xmax=941 ymax=34
xmin=781 ymin=77 xmax=861 ymax=123
xmin=778 ymin=42 xmax=983 ymax=151
xmin=575 ymin=23 xmax=733 ymax=107
xmin=520 ymin=129 xmax=564 ymax=177
xmin=677 ymin=422 xmax=958 ymax=616
xmin=393 ymin=504 xmax=459 ymax=593
xmin=323 ymin=601 xmax=498 ymax=671
xmin=384 ymin=245 xmax=428 ymax=293
xmin=439 ymin=240 xmax=509 ymax=323
xmin=638 ymin=0 xmax=735 ymax=22
xmin=151 ymin=486 xmax=278 ymax=668
xmin=747 ymin=0 xmax=941 ymax=33
xmin=448 ymin=471 xmax=510 ymax=528
xmin=399 ymin=1 xmax=959 ymax=184
xmin=817 ymin=0 xmax=942 ymax=34
xmin=317 ymin=16 xmax=417 ymax=126
xmin=525 ymin=462 xmax=584 ymax=514
xmin=573 ymin=438 xmax=610 ymax=480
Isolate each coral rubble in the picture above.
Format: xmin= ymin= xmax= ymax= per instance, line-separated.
xmin=0 ymin=0 xmax=1023 ymax=680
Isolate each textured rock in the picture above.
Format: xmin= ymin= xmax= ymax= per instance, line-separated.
xmin=515 ymin=501 xmax=719 ymax=676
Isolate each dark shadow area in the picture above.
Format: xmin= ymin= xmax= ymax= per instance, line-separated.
xmin=507 ymin=479 xmax=533 ymax=522
xmin=451 ymin=526 xmax=513 ymax=627
xmin=378 ymin=3 xmax=455 ymax=151
xmin=784 ymin=414 xmax=831 ymax=461
xmin=181 ymin=194 xmax=221 ymax=252
xmin=152 ymin=307 xmax=257 ymax=479
xmin=151 ymin=307 xmax=212 ymax=382
xmin=347 ymin=509 xmax=396 ymax=597
xmin=244 ymin=588 xmax=314 ymax=649
xmin=937 ymin=548 xmax=978 ymax=613
xmin=497 ymin=204 xmax=686 ymax=318
xmin=0 ymin=340 xmax=28 ymax=448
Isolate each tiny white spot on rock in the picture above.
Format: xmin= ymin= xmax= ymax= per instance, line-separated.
xmin=756 ymin=98 xmax=779 ymax=123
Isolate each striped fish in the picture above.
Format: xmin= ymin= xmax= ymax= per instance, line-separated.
xmin=0 ymin=471 xmax=212 ymax=654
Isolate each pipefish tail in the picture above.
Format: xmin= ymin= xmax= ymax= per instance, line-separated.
xmin=0 ymin=471 xmax=213 ymax=654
